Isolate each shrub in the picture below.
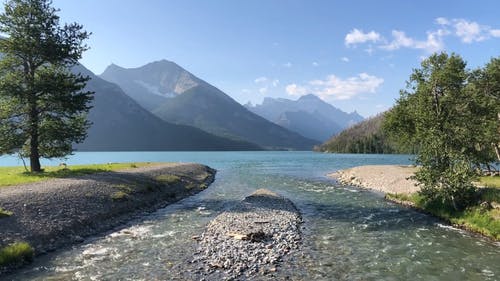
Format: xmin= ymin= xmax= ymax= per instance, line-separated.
xmin=0 ymin=207 xmax=13 ymax=218
xmin=111 ymin=191 xmax=129 ymax=201
xmin=0 ymin=242 xmax=34 ymax=267
xmin=155 ymin=175 xmax=181 ymax=185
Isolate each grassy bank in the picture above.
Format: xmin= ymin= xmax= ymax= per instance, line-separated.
xmin=386 ymin=186 xmax=500 ymax=240
xmin=0 ymin=162 xmax=160 ymax=187
xmin=480 ymin=176 xmax=500 ymax=188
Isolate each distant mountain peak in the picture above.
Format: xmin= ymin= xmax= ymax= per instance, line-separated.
xmin=102 ymin=63 xmax=125 ymax=73
xmin=75 ymin=64 xmax=260 ymax=151
xmin=246 ymin=95 xmax=364 ymax=142
xmin=100 ymin=60 xmax=317 ymax=150
xmin=298 ymin=93 xmax=321 ymax=100
xmin=144 ymin=59 xmax=177 ymax=68
xmin=100 ymin=59 xmax=203 ymax=110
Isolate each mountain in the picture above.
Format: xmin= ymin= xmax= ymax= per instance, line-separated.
xmin=245 ymin=94 xmax=364 ymax=142
xmin=72 ymin=65 xmax=261 ymax=151
xmin=315 ymin=113 xmax=411 ymax=154
xmin=100 ymin=60 xmax=318 ymax=150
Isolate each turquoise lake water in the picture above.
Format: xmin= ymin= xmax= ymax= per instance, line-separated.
xmin=2 ymin=152 xmax=499 ymax=280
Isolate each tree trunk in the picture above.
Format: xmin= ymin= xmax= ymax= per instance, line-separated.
xmin=30 ymin=147 xmax=41 ymax=172
xmin=497 ymin=113 xmax=500 ymax=161
xmin=29 ymin=99 xmax=41 ymax=172
xmin=494 ymin=144 xmax=500 ymax=162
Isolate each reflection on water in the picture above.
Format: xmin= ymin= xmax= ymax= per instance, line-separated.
xmin=3 ymin=152 xmax=499 ymax=280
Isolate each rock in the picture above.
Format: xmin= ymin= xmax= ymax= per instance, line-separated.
xmin=192 ymin=189 xmax=302 ymax=279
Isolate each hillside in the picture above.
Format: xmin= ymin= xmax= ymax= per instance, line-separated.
xmin=101 ymin=60 xmax=318 ymax=150
xmin=246 ymin=94 xmax=363 ymax=141
xmin=73 ymin=65 xmax=261 ymax=151
xmin=316 ymin=113 xmax=409 ymax=154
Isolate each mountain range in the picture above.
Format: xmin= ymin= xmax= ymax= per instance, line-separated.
xmin=100 ymin=60 xmax=318 ymax=150
xmin=245 ymin=94 xmax=364 ymax=142
xmin=73 ymin=65 xmax=260 ymax=151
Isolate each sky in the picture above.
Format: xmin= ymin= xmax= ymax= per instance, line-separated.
xmin=52 ymin=0 xmax=500 ymax=117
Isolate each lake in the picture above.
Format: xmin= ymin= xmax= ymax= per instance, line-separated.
xmin=2 ymin=151 xmax=499 ymax=280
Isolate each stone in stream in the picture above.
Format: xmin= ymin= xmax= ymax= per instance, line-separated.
xmin=191 ymin=188 xmax=302 ymax=280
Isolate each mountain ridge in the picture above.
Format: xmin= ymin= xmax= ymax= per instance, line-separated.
xmin=100 ymin=60 xmax=319 ymax=150
xmin=73 ymin=64 xmax=261 ymax=151
xmin=246 ymin=94 xmax=364 ymax=142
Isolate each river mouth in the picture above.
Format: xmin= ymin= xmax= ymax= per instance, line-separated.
xmin=4 ymin=152 xmax=499 ymax=280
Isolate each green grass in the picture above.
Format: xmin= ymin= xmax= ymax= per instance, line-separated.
xmin=155 ymin=175 xmax=181 ymax=185
xmin=0 ymin=162 xmax=160 ymax=187
xmin=480 ymin=176 xmax=500 ymax=188
xmin=0 ymin=242 xmax=34 ymax=267
xmin=111 ymin=191 xmax=129 ymax=201
xmin=386 ymin=191 xmax=500 ymax=240
xmin=0 ymin=207 xmax=13 ymax=218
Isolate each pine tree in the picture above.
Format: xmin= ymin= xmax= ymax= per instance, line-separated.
xmin=0 ymin=0 xmax=92 ymax=172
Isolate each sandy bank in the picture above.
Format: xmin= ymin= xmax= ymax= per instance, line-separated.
xmin=0 ymin=163 xmax=215 ymax=274
xmin=329 ymin=165 xmax=419 ymax=194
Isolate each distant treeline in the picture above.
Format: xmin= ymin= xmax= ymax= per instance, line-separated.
xmin=314 ymin=113 xmax=415 ymax=154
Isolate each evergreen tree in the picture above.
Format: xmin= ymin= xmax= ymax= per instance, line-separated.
xmin=0 ymin=0 xmax=92 ymax=172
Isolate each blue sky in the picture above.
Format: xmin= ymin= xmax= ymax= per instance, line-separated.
xmin=52 ymin=0 xmax=500 ymax=117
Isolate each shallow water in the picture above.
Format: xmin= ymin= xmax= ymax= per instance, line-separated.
xmin=2 ymin=152 xmax=499 ymax=280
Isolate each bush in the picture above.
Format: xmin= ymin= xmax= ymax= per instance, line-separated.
xmin=0 ymin=207 xmax=13 ymax=218
xmin=155 ymin=175 xmax=181 ymax=185
xmin=111 ymin=191 xmax=129 ymax=201
xmin=0 ymin=242 xmax=34 ymax=267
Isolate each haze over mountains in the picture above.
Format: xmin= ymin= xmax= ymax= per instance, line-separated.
xmin=246 ymin=95 xmax=364 ymax=142
xmin=73 ymin=65 xmax=260 ymax=151
xmin=101 ymin=60 xmax=318 ymax=150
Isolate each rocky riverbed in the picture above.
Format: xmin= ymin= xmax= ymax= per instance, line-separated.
xmin=186 ymin=189 xmax=302 ymax=280
xmin=0 ymin=163 xmax=215 ymax=275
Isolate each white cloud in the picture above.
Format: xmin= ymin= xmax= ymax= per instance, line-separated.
xmin=381 ymin=30 xmax=414 ymax=50
xmin=365 ymin=46 xmax=375 ymax=55
xmin=347 ymin=17 xmax=500 ymax=54
xmin=254 ymin=77 xmax=268 ymax=84
xmin=453 ymin=19 xmax=487 ymax=43
xmin=491 ymin=29 xmax=500 ymax=37
xmin=345 ymin=28 xmax=382 ymax=46
xmin=283 ymin=62 xmax=292 ymax=68
xmin=436 ymin=18 xmax=495 ymax=43
xmin=253 ymin=77 xmax=279 ymax=95
xmin=380 ymin=30 xmax=445 ymax=53
xmin=312 ymin=61 xmax=319 ymax=67
xmin=341 ymin=57 xmax=350 ymax=62
xmin=286 ymin=73 xmax=384 ymax=100
xmin=435 ymin=17 xmax=449 ymax=25
xmin=285 ymin=84 xmax=308 ymax=96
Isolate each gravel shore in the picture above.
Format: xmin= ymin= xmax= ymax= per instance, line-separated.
xmin=188 ymin=189 xmax=302 ymax=280
xmin=0 ymin=163 xmax=215 ymax=274
xmin=329 ymin=165 xmax=419 ymax=194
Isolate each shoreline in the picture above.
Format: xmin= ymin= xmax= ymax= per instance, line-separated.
xmin=328 ymin=165 xmax=419 ymax=194
xmin=329 ymin=165 xmax=499 ymax=242
xmin=0 ymin=163 xmax=216 ymax=274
